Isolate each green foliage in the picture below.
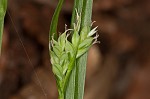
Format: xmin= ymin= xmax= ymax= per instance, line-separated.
xmin=49 ymin=0 xmax=64 ymax=40
xmin=67 ymin=0 xmax=94 ymax=99
xmin=0 ymin=0 xmax=7 ymax=54
xmin=49 ymin=0 xmax=97 ymax=99
xmin=50 ymin=12 xmax=98 ymax=99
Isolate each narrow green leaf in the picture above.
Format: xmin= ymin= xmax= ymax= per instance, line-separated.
xmin=71 ymin=0 xmax=83 ymax=29
xmin=76 ymin=0 xmax=94 ymax=99
xmin=0 ymin=21 xmax=4 ymax=54
xmin=76 ymin=53 xmax=88 ymax=99
xmin=65 ymin=66 xmax=76 ymax=99
xmin=49 ymin=0 xmax=64 ymax=40
xmin=81 ymin=0 xmax=93 ymax=28
xmin=0 ymin=0 xmax=7 ymax=54
xmin=65 ymin=0 xmax=84 ymax=98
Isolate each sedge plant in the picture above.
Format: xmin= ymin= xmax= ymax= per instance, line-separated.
xmin=0 ymin=0 xmax=7 ymax=54
xmin=0 ymin=0 xmax=98 ymax=99
xmin=49 ymin=0 xmax=99 ymax=99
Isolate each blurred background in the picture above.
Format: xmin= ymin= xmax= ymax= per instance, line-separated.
xmin=0 ymin=0 xmax=150 ymax=99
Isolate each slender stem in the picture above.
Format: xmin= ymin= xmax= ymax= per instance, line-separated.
xmin=0 ymin=0 xmax=7 ymax=54
xmin=63 ymin=62 xmax=75 ymax=93
xmin=63 ymin=48 xmax=78 ymax=93
xmin=59 ymin=92 xmax=64 ymax=99
xmin=63 ymin=33 xmax=81 ymax=94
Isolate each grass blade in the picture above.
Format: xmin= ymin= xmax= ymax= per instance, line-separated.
xmin=76 ymin=0 xmax=93 ymax=99
xmin=65 ymin=64 xmax=76 ymax=99
xmin=49 ymin=1 xmax=65 ymax=98
xmin=81 ymin=0 xmax=93 ymax=28
xmin=76 ymin=53 xmax=87 ymax=99
xmin=0 ymin=0 xmax=7 ymax=54
xmin=71 ymin=0 xmax=83 ymax=28
xmin=65 ymin=0 xmax=83 ymax=99
xmin=49 ymin=0 xmax=64 ymax=40
xmin=66 ymin=0 xmax=93 ymax=99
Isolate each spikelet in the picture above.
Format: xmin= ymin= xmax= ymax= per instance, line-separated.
xmin=49 ymin=9 xmax=99 ymax=96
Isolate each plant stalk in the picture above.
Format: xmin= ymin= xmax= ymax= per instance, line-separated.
xmin=59 ymin=92 xmax=64 ymax=99
xmin=0 ymin=0 xmax=7 ymax=54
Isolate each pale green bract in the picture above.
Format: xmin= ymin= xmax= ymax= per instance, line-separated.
xmin=49 ymin=12 xmax=98 ymax=99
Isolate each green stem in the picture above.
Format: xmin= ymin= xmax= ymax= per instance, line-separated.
xmin=0 ymin=0 xmax=7 ymax=54
xmin=71 ymin=0 xmax=83 ymax=29
xmin=0 ymin=19 xmax=4 ymax=53
xmin=63 ymin=33 xmax=81 ymax=97
xmin=63 ymin=59 xmax=76 ymax=93
xmin=59 ymin=92 xmax=64 ymax=99
xmin=63 ymin=40 xmax=80 ymax=94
